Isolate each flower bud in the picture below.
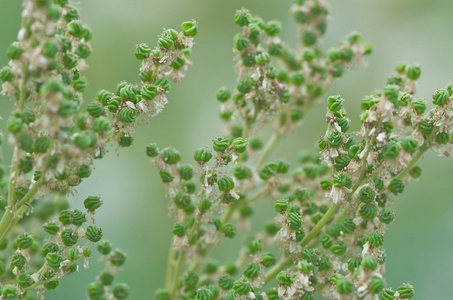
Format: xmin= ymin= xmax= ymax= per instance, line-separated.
xmin=61 ymin=228 xmax=78 ymax=246
xmin=254 ymin=52 xmax=270 ymax=65
xmin=6 ymin=42 xmax=22 ymax=59
xmin=59 ymin=209 xmax=86 ymax=226
xmin=401 ymin=137 xmax=418 ymax=153
xmin=113 ymin=283 xmax=130 ymax=299
xmin=347 ymin=256 xmax=362 ymax=272
xmin=404 ymin=63 xmax=421 ymax=80
xmin=86 ymin=225 xmax=103 ymax=242
xmin=46 ymin=252 xmax=62 ymax=269
xmin=155 ymin=77 xmax=171 ymax=91
xmin=0 ymin=66 xmax=14 ymax=81
xmin=173 ymin=222 xmax=187 ymax=236
xmin=336 ymin=277 xmax=354 ymax=294
xmin=16 ymin=233 xmax=33 ymax=249
xmin=216 ymin=87 xmax=231 ymax=102
xmin=383 ymin=85 xmax=399 ymax=104
xmin=231 ymin=164 xmax=250 ymax=180
xmin=218 ymin=274 xmax=234 ymax=290
xmin=436 ymin=131 xmax=450 ymax=144
xmin=341 ymin=218 xmax=356 ymax=233
xmin=232 ymin=137 xmax=247 ymax=153
xmin=234 ymin=9 xmax=252 ymax=26
xmin=369 ymin=276 xmax=385 ymax=294
xmin=432 ymin=88 xmax=449 ymax=105
xmin=220 ymin=223 xmax=236 ymax=238
xmin=418 ymin=120 xmax=434 ymax=135
xmin=287 ymin=212 xmax=302 ymax=230
xmin=118 ymin=107 xmax=137 ymax=123
xmin=142 ymin=84 xmax=157 ymax=100
xmin=320 ymin=234 xmax=333 ymax=249
xmin=237 ymin=77 xmax=254 ymax=94
xmin=109 ymin=249 xmax=127 ymax=266
xmin=327 ymin=132 xmax=343 ymax=148
xmin=158 ymin=36 xmax=174 ymax=50
xmin=276 ymin=271 xmax=293 ymax=286
xmin=243 ymin=263 xmax=260 ymax=278
xmin=97 ymin=240 xmax=112 ymax=255
xmin=388 ymin=178 xmax=404 ymax=195
xmin=410 ymin=98 xmax=426 ymax=114
xmin=218 ymin=176 xmax=234 ymax=192
xmin=233 ymin=34 xmax=249 ymax=51
xmin=135 ymin=43 xmax=151 ymax=60
xmin=397 ymin=283 xmax=414 ymax=299
xmin=330 ymin=241 xmax=347 ymax=256
xmin=43 ymin=222 xmax=60 ymax=235
xmin=361 ymin=255 xmax=378 ymax=270
xmin=1 ymin=285 xmax=16 ymax=298
xmin=42 ymin=242 xmax=59 ymax=257
xmin=146 ymin=143 xmax=159 ymax=157
xmin=362 ymin=231 xmax=384 ymax=247
xmin=160 ymin=170 xmax=174 ymax=183
xmin=359 ymin=203 xmax=378 ymax=219
xmin=379 ymin=288 xmax=395 ymax=300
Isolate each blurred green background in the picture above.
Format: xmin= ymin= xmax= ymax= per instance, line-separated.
xmin=1 ymin=0 xmax=453 ymax=298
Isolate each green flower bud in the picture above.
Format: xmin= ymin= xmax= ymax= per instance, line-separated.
xmin=109 ymin=249 xmax=127 ymax=266
xmin=265 ymin=221 xmax=281 ymax=236
xmin=398 ymin=92 xmax=411 ymax=106
xmin=99 ymin=271 xmax=114 ymax=286
xmin=382 ymin=140 xmax=400 ymax=159
xmin=173 ymin=223 xmax=187 ymax=236
xmin=320 ymin=234 xmax=333 ymax=249
xmin=108 ymin=96 xmax=121 ymax=112
xmin=436 ymin=131 xmax=450 ymax=144
xmin=42 ymin=242 xmax=59 ymax=257
xmin=327 ymin=132 xmax=343 ymax=148
xmin=180 ymin=21 xmax=198 ymax=37
xmin=61 ymin=228 xmax=78 ymax=246
xmin=146 ymin=143 xmax=159 ymax=157
xmin=43 ymin=222 xmax=60 ymax=235
xmin=404 ymin=63 xmax=421 ymax=80
xmin=218 ymin=274 xmax=234 ymax=290
xmin=319 ymin=177 xmax=333 ymax=190
xmin=234 ymin=9 xmax=252 ymax=26
xmin=232 ymin=137 xmax=247 ymax=153
xmin=401 ymin=137 xmax=418 ymax=153
xmin=87 ymin=101 xmax=105 ymax=118
xmin=254 ymin=52 xmax=270 ymax=65
xmin=118 ymin=132 xmax=133 ymax=147
xmin=216 ymin=87 xmax=231 ymax=102
xmin=379 ymin=207 xmax=395 ymax=224
xmin=358 ymin=186 xmax=375 ymax=203
xmin=341 ymin=218 xmax=356 ymax=233
xmin=361 ymin=255 xmax=378 ymax=270
xmin=158 ymin=36 xmax=174 ymax=50
xmin=138 ymin=85 xmax=157 ymax=101
xmin=335 ymin=154 xmax=350 ymax=170
xmin=63 ymin=53 xmax=79 ymax=68
xmin=410 ymin=165 xmax=422 ymax=178
xmin=274 ymin=199 xmax=288 ymax=213
xmin=363 ymin=231 xmax=384 ymax=247
xmin=244 ymin=263 xmax=260 ymax=278
xmin=379 ymin=288 xmax=395 ymax=300
xmin=410 ymin=97 xmax=426 ymax=114
xmin=248 ymin=136 xmax=262 ymax=150
xmin=67 ymin=247 xmax=79 ymax=261
xmin=418 ymin=120 xmax=434 ymax=135
xmin=396 ymin=283 xmax=415 ymax=299
xmin=87 ymin=281 xmax=104 ymax=298
xmin=113 ymin=283 xmax=130 ymax=299
xmin=233 ymin=34 xmax=249 ymax=51
xmin=333 ymin=172 xmax=352 ymax=188
xmin=231 ymin=164 xmax=250 ymax=180
xmin=96 ymin=89 xmax=111 ymax=106
xmin=59 ymin=209 xmax=86 ymax=226
xmin=97 ymin=240 xmax=112 ymax=255
xmin=34 ymin=137 xmax=50 ymax=153
xmin=160 ymin=170 xmax=174 ymax=183
xmin=220 ymin=223 xmax=236 ymax=239
xmin=155 ymin=77 xmax=171 ymax=91
xmin=276 ymin=271 xmax=293 ymax=286
xmin=264 ymin=20 xmax=281 ymax=36
xmin=18 ymin=274 xmax=33 ymax=288
xmin=218 ymin=176 xmax=234 ymax=191
xmin=6 ymin=42 xmax=23 ymax=59
xmin=258 ymin=165 xmax=277 ymax=180
xmin=280 ymin=89 xmax=291 ymax=103
xmin=135 ymin=43 xmax=151 ymax=60
xmin=92 ymin=117 xmax=111 ymax=133
xmin=348 ymin=256 xmax=362 ymax=272
xmin=1 ymin=285 xmax=16 ymax=298
xmin=388 ymin=178 xmax=404 ymax=195
xmin=330 ymin=241 xmax=347 ymax=256
xmin=177 ymin=164 xmax=193 ymax=180
xmin=0 ymin=66 xmax=14 ymax=81
xmin=46 ymin=252 xmax=62 ymax=269
xmin=162 ymin=148 xmax=178 ymax=165
xmin=118 ymin=107 xmax=137 ymax=123
xmin=383 ymin=85 xmax=399 ymax=104
xmin=237 ymin=77 xmax=254 ymax=94
xmin=260 ymin=252 xmax=276 ymax=268
xmin=140 ymin=71 xmax=152 ymax=82
xmin=359 ymin=203 xmax=378 ymax=219
xmin=336 ymin=277 xmax=354 ymax=294
xmin=16 ymin=233 xmax=33 ymax=249
xmin=74 ymin=132 xmax=93 ymax=149
xmin=288 ymin=212 xmax=302 ymax=230
xmin=432 ymin=88 xmax=449 ymax=105
xmin=369 ymin=276 xmax=385 ymax=293
xmin=75 ymin=43 xmax=91 ymax=59
xmin=11 ymin=252 xmax=27 ymax=270
xmin=86 ymin=225 xmax=103 ymax=242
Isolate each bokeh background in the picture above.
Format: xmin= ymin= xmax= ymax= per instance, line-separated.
xmin=1 ymin=0 xmax=453 ymax=299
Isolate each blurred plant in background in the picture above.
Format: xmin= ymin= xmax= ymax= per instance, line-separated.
xmin=1 ymin=0 xmax=453 ymax=299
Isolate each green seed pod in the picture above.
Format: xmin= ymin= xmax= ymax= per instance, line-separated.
xmin=243 ymin=263 xmax=260 ymax=278
xmin=436 ymin=131 xmax=450 ymax=144
xmin=359 ymin=186 xmax=375 ymax=203
xmin=172 ymin=223 xmax=187 ymax=236
xmin=17 ymin=273 xmax=33 ymax=288
xmin=264 ymin=20 xmax=281 ymax=36
xmin=333 ymin=172 xmax=352 ymax=188
xmin=86 ymin=225 xmax=103 ymax=242
xmin=432 ymin=88 xmax=449 ymax=105
xmin=96 ymin=89 xmax=112 ymax=106
xmin=141 ymin=84 xmax=157 ymax=100
xmin=379 ymin=207 xmax=395 ymax=224
xmin=388 ymin=178 xmax=404 ymax=195
xmin=330 ymin=241 xmax=347 ymax=256
xmin=155 ymin=77 xmax=171 ymax=91
xmin=87 ymin=101 xmax=105 ymax=118
xmin=46 ymin=252 xmax=62 ymax=269
xmin=362 ymin=231 xmax=384 ymax=247
xmin=158 ymin=36 xmax=174 ymax=50
xmin=410 ymin=165 xmax=422 ymax=178
xmin=118 ymin=132 xmax=133 ymax=147
xmin=418 ymin=120 xmax=434 ymax=135
xmin=361 ymin=255 xmax=378 ymax=270
xmin=261 ymin=252 xmax=276 ymax=268
xmin=234 ymin=9 xmax=252 ymax=26
xmin=382 ymin=140 xmax=400 ymax=158
xmin=16 ymin=233 xmax=33 ymax=249
xmin=42 ymin=242 xmax=59 ymax=257
xmin=162 ymin=148 xmax=178 ymax=164
xmin=341 ymin=218 xmax=356 ymax=233
xmin=347 ymin=256 xmax=362 ymax=272
xmin=273 ymin=159 xmax=289 ymax=173
xmin=34 ymin=137 xmax=51 ymax=153
xmin=231 ymin=164 xmax=250 ymax=180
xmin=43 ymin=222 xmax=60 ymax=235
xmin=336 ymin=277 xmax=354 ymax=294
xmin=327 ymin=95 xmax=343 ymax=112
xmin=219 ymin=108 xmax=233 ymax=119
xmin=254 ymin=52 xmax=270 ymax=65
xmin=218 ymin=176 xmax=234 ymax=192
xmin=398 ymin=92 xmax=411 ymax=106
xmin=61 ymin=229 xmax=78 ymax=246
xmin=280 ymin=89 xmax=291 ymax=103
xmin=63 ymin=53 xmax=79 ymax=68
xmin=74 ymin=133 xmax=93 ymax=149
xmin=67 ymin=247 xmax=79 ymax=261
xmin=109 ymin=249 xmax=127 ymax=266
xmin=383 ymin=84 xmax=399 ymax=104
xmin=113 ymin=283 xmax=130 ymax=299
xmin=327 ymin=132 xmax=343 ymax=148
xmin=216 ymin=87 xmax=231 ymax=102
xmin=369 ymin=276 xmax=385 ymax=294
xmin=87 ymin=281 xmax=104 ymax=299
xmin=146 ymin=143 xmax=159 ymax=157
xmin=178 ymin=164 xmax=193 ymax=180
xmin=218 ymin=274 xmax=234 ymax=290
xmin=10 ymin=252 xmax=27 ymax=270
xmin=135 ymin=43 xmax=152 ymax=60
xmin=99 ymin=271 xmax=114 ymax=286
xmin=248 ymin=136 xmax=263 ymax=150
xmin=404 ymin=63 xmax=421 ymax=80
xmin=320 ymin=234 xmax=333 ymax=249
xmin=97 ymin=240 xmax=112 ymax=255
xmin=108 ymin=96 xmax=121 ymax=112
xmin=265 ymin=221 xmax=281 ymax=236
xmin=160 ymin=169 xmax=174 ymax=183
xmin=274 ymin=199 xmax=288 ymax=213
xmin=379 ymin=288 xmax=395 ymax=300
xmin=237 ymin=77 xmax=254 ymax=94
xmin=319 ymin=177 xmax=333 ymax=190
xmin=119 ymin=85 xmax=138 ymax=103
xmin=181 ymin=21 xmax=198 ymax=36
xmin=0 ymin=66 xmax=14 ymax=81
xmin=220 ymin=223 xmax=236 ymax=239
xmin=233 ymin=34 xmax=249 ymax=51
xmin=335 ymin=154 xmax=350 ymax=170
xmin=410 ymin=98 xmax=426 ymax=114
xmin=401 ymin=137 xmax=418 ymax=153
xmin=232 ymin=137 xmax=247 ymax=153
xmin=397 ymin=283 xmax=414 ymax=299
xmin=155 ymin=289 xmax=170 ymax=300
xmin=92 ymin=118 xmax=111 ymax=133
xmin=140 ymin=71 xmax=152 ymax=82
xmin=1 ymin=284 xmax=17 ymax=298
xmin=59 ymin=209 xmax=86 ymax=226
xmin=287 ymin=212 xmax=302 ymax=230
xmin=276 ymin=271 xmax=293 ymax=286
xmin=118 ymin=107 xmax=137 ymax=123
xmin=359 ymin=203 xmax=378 ymax=219
xmin=6 ymin=42 xmax=23 ymax=59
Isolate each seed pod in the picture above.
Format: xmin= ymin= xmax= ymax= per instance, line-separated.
xmin=16 ymin=233 xmax=33 ymax=249
xmin=118 ymin=107 xmax=137 ymax=123
xmin=86 ymin=225 xmax=103 ymax=242
xmin=61 ymin=229 xmax=78 ymax=246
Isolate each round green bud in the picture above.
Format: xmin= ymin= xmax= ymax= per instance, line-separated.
xmin=347 ymin=256 xmax=362 ymax=272
xmin=7 ymin=118 xmax=23 ymax=133
xmin=118 ymin=107 xmax=137 ymax=123
xmin=86 ymin=225 xmax=103 ymax=242
xmin=383 ymin=85 xmax=399 ymax=104
xmin=287 ymin=212 xmax=302 ymax=230
xmin=336 ymin=277 xmax=354 ymax=294
xmin=135 ymin=43 xmax=152 ymax=60
xmin=379 ymin=207 xmax=395 ymax=224
xmin=232 ymin=137 xmax=247 ymax=153
xmin=436 ymin=131 xmax=450 ymax=144
xmin=216 ymin=87 xmax=231 ymax=102
xmin=330 ymin=241 xmax=347 ymax=256
xmin=6 ymin=42 xmax=22 ymax=59
xmin=59 ymin=209 xmax=86 ymax=226
xmin=173 ymin=222 xmax=187 ymax=236
xmin=16 ymin=233 xmax=33 ymax=249
xmin=261 ymin=252 xmax=276 ymax=268
xmin=155 ymin=77 xmax=171 ymax=91
xmin=397 ymin=283 xmax=414 ymax=299
xmin=113 ymin=283 xmax=130 ymax=299
xmin=219 ymin=108 xmax=233 ymax=119
xmin=234 ymin=9 xmax=252 ymax=26
xmin=0 ymin=66 xmax=14 ymax=81
xmin=1 ymin=285 xmax=17 ymax=298
xmin=10 ymin=252 xmax=27 ymax=270
xmin=249 ymin=136 xmax=263 ymax=150
xmin=274 ymin=199 xmax=288 ymax=213
xmin=107 ymin=96 xmax=121 ymax=112
xmin=61 ymin=228 xmax=78 ymax=246
xmin=361 ymin=255 xmax=378 ymax=270
xmin=67 ymin=247 xmax=79 ymax=261
xmin=388 ymin=178 xmax=404 ymax=195
xmin=218 ymin=274 xmax=234 ymax=290
xmin=340 ymin=218 xmax=356 ymax=233
xmin=178 ymin=164 xmax=193 ymax=180
xmin=76 ymin=43 xmax=91 ymax=58
xmin=140 ymin=71 xmax=152 ymax=82
xmin=42 ymin=242 xmax=59 ymax=257
xmin=359 ymin=186 xmax=375 ymax=203
xmin=432 ymin=88 xmax=449 ymax=105
xmin=359 ymin=203 xmax=378 ymax=219
xmin=327 ymin=131 xmax=343 ymax=148
xmin=410 ymin=98 xmax=426 ymax=114
xmin=162 ymin=148 xmax=179 ymax=165
xmin=404 ymin=63 xmax=421 ymax=80
xmin=63 ymin=53 xmax=79 ymax=68
xmin=410 ymin=165 xmax=422 ymax=178
xmin=87 ymin=101 xmax=105 ymax=118
xmin=379 ymin=288 xmax=395 ymax=300
xmin=87 ymin=281 xmax=104 ymax=299
xmin=401 ymin=137 xmax=418 ymax=153
xmin=333 ymin=172 xmax=352 ymax=188
xmin=181 ymin=21 xmax=198 ymax=37
xmin=196 ymin=287 xmax=214 ymax=300
xmin=158 ymin=36 xmax=174 ymax=50
xmin=264 ymin=20 xmax=281 ymax=36
xmin=233 ymin=34 xmax=249 ymax=51
xmin=34 ymin=137 xmax=51 ymax=153
xmin=243 ymin=263 xmax=260 ymax=278
xmin=369 ymin=276 xmax=385 ymax=294
xmin=232 ymin=278 xmax=251 ymax=295
xmin=46 ymin=252 xmax=62 ymax=269
xmin=154 ymin=289 xmax=170 ymax=300
xmin=141 ymin=84 xmax=157 ymax=100
xmin=43 ymin=222 xmax=60 ymax=235
xmin=362 ymin=231 xmax=384 ymax=247
xmin=99 ymin=271 xmax=114 ymax=286
xmin=118 ymin=132 xmax=133 ymax=147
xmin=237 ymin=77 xmax=254 ymax=94
xmin=280 ymin=89 xmax=291 ymax=103
xmin=418 ymin=120 xmax=434 ymax=135
xmin=74 ymin=133 xmax=93 ymax=149
xmin=109 ymin=249 xmax=127 ymax=266
xmin=218 ymin=176 xmax=234 ymax=192
xmin=254 ymin=52 xmax=270 ymax=65
xmin=231 ymin=164 xmax=250 ymax=180
xmin=146 ymin=143 xmax=159 ymax=157
xmin=213 ymin=136 xmax=231 ymax=152
xmin=97 ymin=240 xmax=112 ymax=255
xmin=92 ymin=118 xmax=111 ymax=133
xmin=335 ymin=154 xmax=350 ymax=170
xmin=276 ymin=271 xmax=292 ymax=286
xmin=320 ymin=177 xmax=333 ymax=190
xmin=290 ymin=72 xmax=304 ymax=85
xmin=398 ymin=92 xmax=411 ymax=106
xmin=220 ymin=223 xmax=236 ymax=239
xmin=18 ymin=274 xmax=33 ymax=288
xmin=320 ymin=234 xmax=333 ymax=249
xmin=160 ymin=169 xmax=174 ymax=183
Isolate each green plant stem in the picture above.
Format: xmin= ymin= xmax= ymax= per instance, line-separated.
xmin=257 ymin=132 xmax=281 ymax=170
xmin=164 ymin=243 xmax=174 ymax=290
